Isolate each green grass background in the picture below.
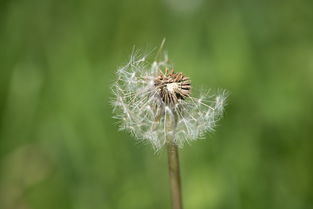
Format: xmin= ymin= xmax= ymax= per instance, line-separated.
xmin=1 ymin=0 xmax=313 ymax=208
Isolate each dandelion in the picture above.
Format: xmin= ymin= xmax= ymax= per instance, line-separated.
xmin=112 ymin=43 xmax=227 ymax=209
xmin=112 ymin=52 xmax=227 ymax=150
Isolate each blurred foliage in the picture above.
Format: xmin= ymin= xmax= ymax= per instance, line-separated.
xmin=1 ymin=0 xmax=313 ymax=208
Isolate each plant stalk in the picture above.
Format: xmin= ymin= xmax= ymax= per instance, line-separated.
xmin=167 ymin=143 xmax=183 ymax=209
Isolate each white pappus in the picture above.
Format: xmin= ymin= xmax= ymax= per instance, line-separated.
xmin=112 ymin=50 xmax=227 ymax=150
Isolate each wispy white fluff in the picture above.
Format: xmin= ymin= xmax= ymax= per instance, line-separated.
xmin=112 ymin=51 xmax=227 ymax=150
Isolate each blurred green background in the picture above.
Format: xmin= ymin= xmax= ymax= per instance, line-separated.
xmin=1 ymin=0 xmax=313 ymax=208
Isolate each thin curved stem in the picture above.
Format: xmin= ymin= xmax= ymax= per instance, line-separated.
xmin=167 ymin=143 xmax=183 ymax=209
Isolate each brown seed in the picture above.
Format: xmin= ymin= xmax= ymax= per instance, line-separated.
xmin=154 ymin=69 xmax=191 ymax=105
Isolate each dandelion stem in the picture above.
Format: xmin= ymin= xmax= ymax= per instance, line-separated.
xmin=167 ymin=143 xmax=183 ymax=209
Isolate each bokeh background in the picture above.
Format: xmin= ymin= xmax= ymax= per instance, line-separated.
xmin=1 ymin=0 xmax=313 ymax=208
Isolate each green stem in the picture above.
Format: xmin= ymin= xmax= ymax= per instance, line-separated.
xmin=167 ymin=143 xmax=183 ymax=209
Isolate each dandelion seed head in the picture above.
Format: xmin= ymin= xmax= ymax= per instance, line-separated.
xmin=112 ymin=50 xmax=227 ymax=150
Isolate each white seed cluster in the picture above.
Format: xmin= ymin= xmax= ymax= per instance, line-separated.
xmin=112 ymin=52 xmax=227 ymax=150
